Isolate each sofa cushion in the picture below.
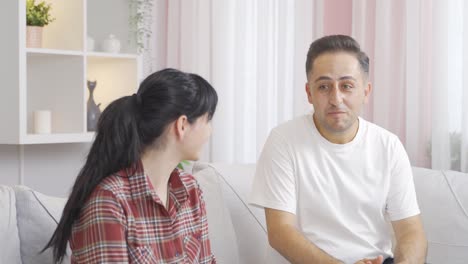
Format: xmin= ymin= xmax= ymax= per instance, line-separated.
xmin=0 ymin=185 xmax=22 ymax=264
xmin=195 ymin=163 xmax=289 ymax=264
xmin=14 ymin=186 xmax=70 ymax=264
xmin=193 ymin=163 xmax=239 ymax=264
xmin=412 ymin=167 xmax=468 ymax=264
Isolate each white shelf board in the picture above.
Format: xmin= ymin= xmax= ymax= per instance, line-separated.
xmin=22 ymin=132 xmax=95 ymax=144
xmin=86 ymin=51 xmax=139 ymax=59
xmin=26 ymin=48 xmax=84 ymax=57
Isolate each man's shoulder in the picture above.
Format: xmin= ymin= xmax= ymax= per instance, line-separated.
xmin=272 ymin=114 xmax=310 ymax=136
xmin=362 ymin=118 xmax=400 ymax=143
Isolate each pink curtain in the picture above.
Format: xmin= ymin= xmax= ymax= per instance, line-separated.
xmin=149 ymin=0 xmax=468 ymax=171
xmin=351 ymin=0 xmax=467 ymax=172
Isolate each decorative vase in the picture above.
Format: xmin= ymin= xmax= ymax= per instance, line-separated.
xmin=102 ymin=34 xmax=121 ymax=53
xmin=87 ymin=80 xmax=101 ymax=131
xmin=26 ymin=26 xmax=43 ymax=48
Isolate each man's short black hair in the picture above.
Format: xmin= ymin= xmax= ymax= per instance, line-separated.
xmin=306 ymin=35 xmax=369 ymax=78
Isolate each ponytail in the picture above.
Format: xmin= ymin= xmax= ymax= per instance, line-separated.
xmin=44 ymin=95 xmax=141 ymax=263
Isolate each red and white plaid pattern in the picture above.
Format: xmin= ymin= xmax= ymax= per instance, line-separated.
xmin=70 ymin=161 xmax=216 ymax=263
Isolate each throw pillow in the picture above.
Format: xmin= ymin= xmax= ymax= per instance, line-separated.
xmin=14 ymin=186 xmax=71 ymax=264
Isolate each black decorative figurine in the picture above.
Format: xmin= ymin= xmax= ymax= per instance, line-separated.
xmin=87 ymin=80 xmax=101 ymax=131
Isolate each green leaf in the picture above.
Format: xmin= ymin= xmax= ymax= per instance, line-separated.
xmin=177 ymin=160 xmax=191 ymax=170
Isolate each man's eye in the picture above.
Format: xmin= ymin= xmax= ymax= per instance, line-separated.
xmin=318 ymin=85 xmax=328 ymax=90
xmin=343 ymin=84 xmax=353 ymax=89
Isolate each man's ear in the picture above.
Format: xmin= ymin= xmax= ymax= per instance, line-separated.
xmin=364 ymin=82 xmax=372 ymax=104
xmin=305 ymin=82 xmax=313 ymax=104
xmin=174 ymin=115 xmax=189 ymax=140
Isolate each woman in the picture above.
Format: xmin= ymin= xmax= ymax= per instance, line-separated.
xmin=45 ymin=68 xmax=218 ymax=263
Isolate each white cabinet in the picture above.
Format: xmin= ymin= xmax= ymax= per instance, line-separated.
xmin=0 ymin=0 xmax=141 ymax=144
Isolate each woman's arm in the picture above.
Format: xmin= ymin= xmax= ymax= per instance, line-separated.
xmin=70 ymin=189 xmax=129 ymax=264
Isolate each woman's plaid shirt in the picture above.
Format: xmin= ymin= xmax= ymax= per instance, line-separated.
xmin=69 ymin=162 xmax=216 ymax=263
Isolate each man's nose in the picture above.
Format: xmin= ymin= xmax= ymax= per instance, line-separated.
xmin=329 ymin=85 xmax=343 ymax=106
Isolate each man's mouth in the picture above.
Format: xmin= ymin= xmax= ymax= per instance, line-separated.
xmin=327 ymin=110 xmax=346 ymax=115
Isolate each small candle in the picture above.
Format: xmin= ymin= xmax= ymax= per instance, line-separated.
xmin=34 ymin=110 xmax=52 ymax=134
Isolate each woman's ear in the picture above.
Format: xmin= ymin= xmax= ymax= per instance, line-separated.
xmin=174 ymin=115 xmax=189 ymax=140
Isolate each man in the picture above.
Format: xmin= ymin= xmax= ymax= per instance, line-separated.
xmin=249 ymin=35 xmax=427 ymax=264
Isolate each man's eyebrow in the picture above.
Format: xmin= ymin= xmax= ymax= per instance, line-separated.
xmin=339 ymin=76 xmax=357 ymax=81
xmin=314 ymin=76 xmax=357 ymax=82
xmin=314 ymin=76 xmax=333 ymax=82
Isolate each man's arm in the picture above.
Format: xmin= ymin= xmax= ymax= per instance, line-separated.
xmin=391 ymin=215 xmax=427 ymax=264
xmin=265 ymin=208 xmax=344 ymax=264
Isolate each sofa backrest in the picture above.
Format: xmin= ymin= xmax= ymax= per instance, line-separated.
xmin=412 ymin=167 xmax=468 ymax=264
xmin=0 ymin=185 xmax=22 ymax=264
xmin=0 ymin=184 xmax=70 ymax=264
xmin=13 ymin=185 xmax=70 ymax=264
xmin=194 ymin=163 xmax=468 ymax=264
xmin=193 ymin=162 xmax=291 ymax=264
xmin=3 ymin=164 xmax=466 ymax=264
xmin=192 ymin=163 xmax=240 ymax=264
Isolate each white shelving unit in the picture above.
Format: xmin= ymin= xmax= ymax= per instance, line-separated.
xmin=0 ymin=0 xmax=141 ymax=145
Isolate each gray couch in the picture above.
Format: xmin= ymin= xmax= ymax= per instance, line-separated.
xmin=1 ymin=164 xmax=467 ymax=264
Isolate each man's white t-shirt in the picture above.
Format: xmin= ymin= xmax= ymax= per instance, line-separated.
xmin=250 ymin=114 xmax=420 ymax=264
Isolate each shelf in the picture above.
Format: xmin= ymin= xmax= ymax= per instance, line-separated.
xmin=0 ymin=0 xmax=141 ymax=145
xmin=27 ymin=54 xmax=85 ymax=134
xmin=22 ymin=132 xmax=94 ymax=144
xmin=26 ymin=48 xmax=84 ymax=56
xmin=87 ymin=51 xmax=139 ymax=59
xmin=87 ymin=0 xmax=137 ymax=54
xmin=87 ymin=56 xmax=139 ymax=111
xmin=41 ymin=0 xmax=84 ymax=51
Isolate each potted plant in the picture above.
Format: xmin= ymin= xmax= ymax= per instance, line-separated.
xmin=129 ymin=0 xmax=153 ymax=53
xmin=26 ymin=0 xmax=55 ymax=48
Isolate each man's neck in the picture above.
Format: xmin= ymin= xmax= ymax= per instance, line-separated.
xmin=313 ymin=116 xmax=359 ymax=144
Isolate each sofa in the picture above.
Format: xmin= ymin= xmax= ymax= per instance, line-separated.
xmin=1 ymin=163 xmax=467 ymax=264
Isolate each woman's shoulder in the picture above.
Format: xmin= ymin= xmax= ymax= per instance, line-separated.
xmin=100 ymin=173 xmax=130 ymax=192
xmin=85 ymin=173 xmax=131 ymax=204
xmin=176 ymin=169 xmax=207 ymax=208
xmin=178 ymin=169 xmax=199 ymax=190
xmin=76 ymin=175 xmax=128 ymax=223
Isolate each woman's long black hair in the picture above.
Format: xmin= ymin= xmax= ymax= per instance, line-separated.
xmin=43 ymin=68 xmax=217 ymax=263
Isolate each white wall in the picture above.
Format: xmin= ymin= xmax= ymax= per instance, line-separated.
xmin=0 ymin=142 xmax=210 ymax=198
xmin=0 ymin=143 xmax=90 ymax=197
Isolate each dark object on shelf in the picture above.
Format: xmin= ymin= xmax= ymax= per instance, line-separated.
xmin=87 ymin=80 xmax=101 ymax=131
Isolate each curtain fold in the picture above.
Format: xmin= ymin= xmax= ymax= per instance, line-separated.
xmin=462 ymin=0 xmax=468 ymax=172
xmin=153 ymin=0 xmax=321 ymax=163
xmin=352 ymin=0 xmax=468 ymax=172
